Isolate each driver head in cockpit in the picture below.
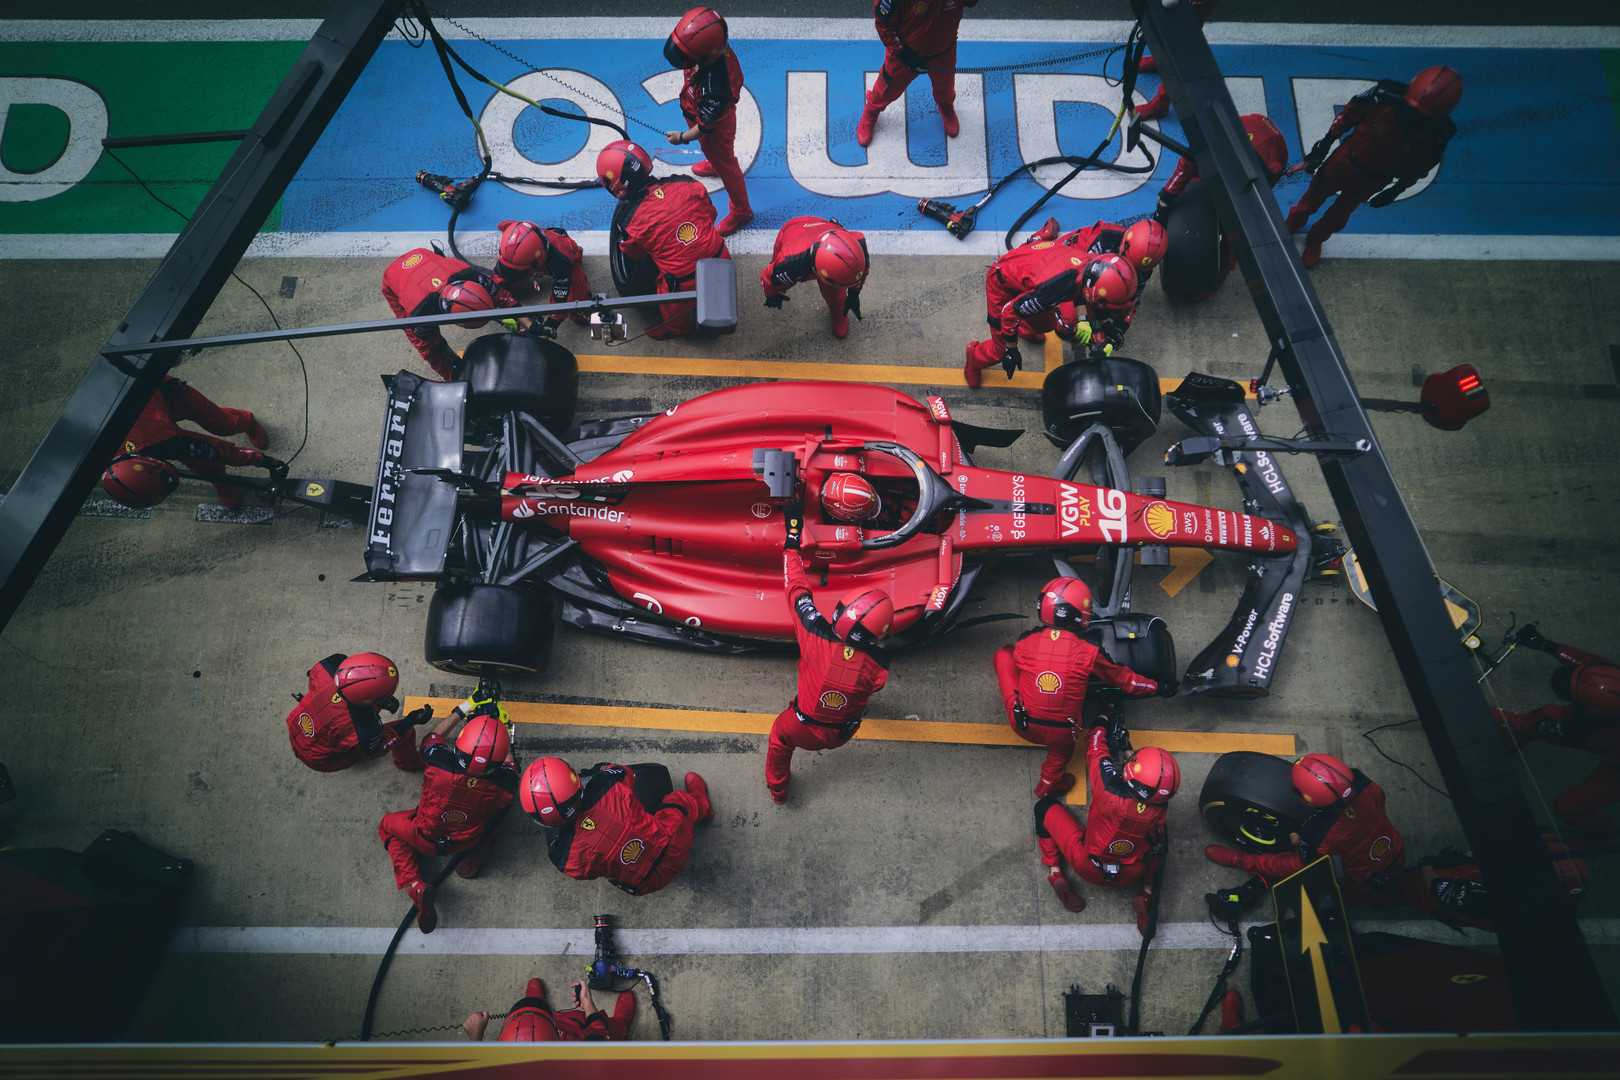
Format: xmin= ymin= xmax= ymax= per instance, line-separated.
xmin=820 ymin=472 xmax=882 ymax=523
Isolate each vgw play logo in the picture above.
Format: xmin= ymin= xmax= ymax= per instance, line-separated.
xmin=0 ymin=78 xmax=108 ymax=202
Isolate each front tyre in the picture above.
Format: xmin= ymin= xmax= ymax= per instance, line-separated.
xmin=1040 ymin=356 xmax=1162 ymax=454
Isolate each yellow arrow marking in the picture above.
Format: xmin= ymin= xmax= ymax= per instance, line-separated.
xmin=1300 ymin=892 xmax=1343 ymax=1034
xmin=1158 ymin=547 xmax=1214 ymax=598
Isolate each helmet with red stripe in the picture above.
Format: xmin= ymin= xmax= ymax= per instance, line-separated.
xmin=498 ymin=980 xmax=559 ymax=1041
xmin=1037 ymin=576 xmax=1092 ymax=630
xmin=456 ymin=711 xmax=511 ymax=776
xmin=439 ymin=280 xmax=494 ymax=329
xmin=1081 ymin=254 xmax=1138 ymax=313
xmin=833 ymin=586 xmax=894 ymax=644
xmin=335 ymin=652 xmax=398 ymax=706
xmin=821 ymin=472 xmax=881 ymax=522
xmin=1120 ymin=220 xmax=1169 ymax=271
xmin=813 ymin=228 xmax=868 ymax=289
xmin=665 ymin=7 xmax=728 ymax=67
xmin=1292 ymin=752 xmax=1356 ymax=808
xmin=1403 ymin=66 xmax=1463 ymax=119
xmin=496 ymin=220 xmax=548 ymax=280
xmin=521 ymin=757 xmax=583 ymax=827
xmin=102 ymin=454 xmax=180 ymax=508
xmin=1124 ymin=746 xmax=1180 ymax=804
xmin=595 ymin=140 xmax=653 ymax=200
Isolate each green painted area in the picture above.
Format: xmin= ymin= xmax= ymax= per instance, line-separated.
xmin=0 ymin=41 xmax=305 ymax=234
xmin=1605 ymin=51 xmax=1620 ymax=140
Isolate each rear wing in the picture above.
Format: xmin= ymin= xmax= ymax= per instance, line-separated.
xmin=364 ymin=371 xmax=466 ymax=581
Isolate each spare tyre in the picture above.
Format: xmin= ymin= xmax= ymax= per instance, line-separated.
xmin=1157 ymin=178 xmax=1222 ymax=300
xmin=610 ymin=198 xmax=658 ymax=296
xmin=1199 ymin=750 xmax=1312 ymax=854
xmin=425 ymin=582 xmax=554 ymax=676
xmin=460 ymin=333 xmax=579 ymax=437
xmin=1040 ymin=356 xmax=1162 ymax=454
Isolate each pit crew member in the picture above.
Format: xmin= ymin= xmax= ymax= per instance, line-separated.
xmin=964 ymin=253 xmax=1138 ymax=389
xmin=1204 ymin=752 xmax=1407 ymax=905
xmin=994 ymin=576 xmax=1168 ymax=798
xmin=1056 ymin=218 xmax=1170 ymax=310
xmin=520 ymin=757 xmax=711 ymax=896
xmin=492 ymin=220 xmax=591 ymax=332
xmin=1035 ymin=706 xmax=1181 ymax=931
xmin=381 ymin=247 xmax=523 ymax=381
xmin=663 ymin=7 xmax=752 ymax=236
xmin=284 ymin=651 xmax=429 ymax=773
xmin=463 ymin=977 xmax=635 ymax=1041
xmin=760 ymin=216 xmax=871 ymax=340
xmin=1286 ymin=66 xmax=1461 ymax=268
xmin=1494 ymin=625 xmax=1620 ymax=834
xmin=377 ymin=699 xmax=518 ymax=934
xmin=596 ymin=140 xmax=731 ymax=340
xmin=102 ymin=376 xmax=284 ymax=512
xmin=858 ymin=0 xmax=980 ymax=147
xmin=770 ymin=502 xmax=892 ymax=803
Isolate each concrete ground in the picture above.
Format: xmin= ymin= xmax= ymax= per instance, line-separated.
xmin=4 ymin=235 xmax=1620 ymax=1042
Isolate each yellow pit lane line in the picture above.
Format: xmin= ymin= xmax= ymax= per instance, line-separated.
xmin=404 ymin=697 xmax=1294 ymax=805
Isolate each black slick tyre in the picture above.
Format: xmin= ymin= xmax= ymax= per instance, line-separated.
xmin=1040 ymin=356 xmax=1162 ymax=454
xmin=1199 ymin=750 xmax=1312 ymax=853
xmin=460 ymin=333 xmax=580 ymax=437
xmin=424 ymin=583 xmax=554 ymax=676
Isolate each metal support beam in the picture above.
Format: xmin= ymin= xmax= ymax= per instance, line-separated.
xmin=0 ymin=0 xmax=409 ymax=631
xmin=1132 ymin=0 xmax=1614 ymax=1030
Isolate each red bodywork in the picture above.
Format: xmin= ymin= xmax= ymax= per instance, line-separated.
xmin=495 ymin=382 xmax=1295 ymax=641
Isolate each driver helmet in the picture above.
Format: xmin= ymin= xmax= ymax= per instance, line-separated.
xmin=1120 ymin=220 xmax=1169 ymax=271
xmin=1292 ymin=752 xmax=1356 ymax=808
xmin=1554 ymin=662 xmax=1620 ymax=718
xmin=495 ymin=220 xmax=547 ymax=281
xmin=498 ymin=980 xmax=560 ymax=1041
xmin=1081 ymin=254 xmax=1138 ymax=313
xmin=595 ymin=140 xmax=653 ymax=200
xmin=833 ymin=586 xmax=894 ymax=644
xmin=813 ymin=228 xmax=868 ymax=289
xmin=456 ymin=711 xmax=510 ymax=776
xmin=521 ymin=757 xmax=583 ymax=827
xmin=102 ymin=454 xmax=180 ymax=508
xmin=1403 ymin=65 xmax=1463 ymax=119
xmin=1124 ymin=746 xmax=1180 ymax=804
xmin=334 ymin=652 xmax=398 ymax=706
xmin=664 ymin=7 xmax=728 ymax=67
xmin=1038 ymin=576 xmax=1092 ymax=630
xmin=821 ymin=472 xmax=881 ymax=522
xmin=439 ymin=280 xmax=494 ymax=329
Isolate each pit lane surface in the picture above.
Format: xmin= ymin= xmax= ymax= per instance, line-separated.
xmin=2 ymin=6 xmax=1620 ymax=1045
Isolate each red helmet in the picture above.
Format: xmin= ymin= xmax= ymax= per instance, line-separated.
xmin=1081 ymin=254 xmax=1138 ymax=313
xmin=1124 ymin=746 xmax=1180 ymax=804
xmin=821 ymin=472 xmax=881 ymax=522
xmin=1567 ymin=663 xmax=1620 ymax=718
xmin=833 ymin=586 xmax=894 ymax=643
xmin=439 ymin=280 xmax=494 ymax=329
xmin=1120 ymin=220 xmax=1169 ymax=271
xmin=1292 ymin=752 xmax=1356 ymax=808
xmin=521 ymin=757 xmax=583 ymax=827
xmin=102 ymin=454 xmax=179 ymax=508
xmin=813 ymin=228 xmax=868 ymax=289
xmin=456 ymin=712 xmax=510 ymax=776
xmin=499 ymin=980 xmax=559 ymax=1041
xmin=595 ymin=140 xmax=653 ymax=200
xmin=496 ymin=220 xmax=547 ymax=278
xmin=334 ymin=652 xmax=398 ymax=706
xmin=665 ymin=7 xmax=728 ymax=67
xmin=1404 ymin=65 xmax=1463 ymax=119
xmin=1037 ymin=576 xmax=1092 ymax=630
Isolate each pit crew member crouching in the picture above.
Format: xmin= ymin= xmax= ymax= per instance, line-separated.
xmin=284 ymin=651 xmax=429 ymax=773
xmin=964 ymin=253 xmax=1138 ymax=388
xmin=493 ymin=219 xmax=592 ymax=333
xmin=381 ymin=247 xmax=525 ymax=381
xmin=760 ymin=216 xmax=870 ymax=340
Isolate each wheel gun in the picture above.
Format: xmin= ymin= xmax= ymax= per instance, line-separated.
xmin=918 ymin=197 xmax=981 ymax=240
xmin=587 ymin=914 xmax=674 ymax=1040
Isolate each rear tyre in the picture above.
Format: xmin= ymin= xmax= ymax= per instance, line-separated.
xmin=1158 ymin=179 xmax=1222 ymax=300
xmin=424 ymin=583 xmax=555 ymax=676
xmin=610 ymin=199 xmax=658 ymax=297
xmin=1199 ymin=750 xmax=1311 ymax=853
xmin=460 ymin=333 xmax=579 ymax=437
xmin=1040 ymin=356 xmax=1162 ymax=454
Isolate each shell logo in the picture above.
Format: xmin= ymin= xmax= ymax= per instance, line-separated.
xmin=1032 ymin=241 xmax=1053 ymax=249
xmin=402 ymin=253 xmax=422 ymax=269
xmin=913 ymin=1 xmax=927 ymax=12
xmin=1144 ymin=502 xmax=1175 ymax=538
xmin=620 ymin=838 xmax=645 ymax=865
xmin=1035 ymin=671 xmax=1062 ymax=694
xmin=298 ymin=713 xmax=314 ymax=737
xmin=820 ymin=690 xmax=848 ymax=710
xmin=676 ymin=222 xmax=698 ymax=244
xmin=1225 ymin=654 xmax=1240 ymax=668
xmin=442 ymin=810 xmax=468 ymax=824
xmin=1108 ymin=839 xmax=1135 ymax=856
xmin=1070 ymin=257 xmax=1082 ymax=266
xmin=1370 ymin=835 xmax=1391 ymax=860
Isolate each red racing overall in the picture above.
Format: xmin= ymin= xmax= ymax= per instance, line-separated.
xmin=1037 ymin=727 xmax=1167 ymax=889
xmin=380 ymin=248 xmax=514 ymax=379
xmin=618 ymin=177 xmax=731 ymax=340
xmin=541 ymin=763 xmax=704 ymax=896
xmin=378 ymin=733 xmax=517 ymax=889
xmin=760 ymin=216 xmax=870 ymax=322
xmin=963 ymin=240 xmax=1084 ymax=377
xmin=284 ymin=654 xmax=423 ymax=773
xmin=496 ymin=220 xmax=592 ymax=322
xmin=868 ymin=0 xmax=978 ymax=114
xmin=767 ymin=550 xmax=890 ymax=797
xmin=1157 ymin=114 xmax=1287 ymax=297
xmin=680 ymin=46 xmax=750 ymax=222
xmin=994 ymin=626 xmax=1158 ymax=795
xmin=496 ymin=978 xmax=635 ymax=1041
xmin=121 ymin=377 xmax=268 ymax=505
xmin=1496 ymin=645 xmax=1620 ymax=832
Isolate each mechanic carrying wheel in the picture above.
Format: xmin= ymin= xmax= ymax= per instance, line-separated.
xmin=760 ymin=216 xmax=871 ymax=340
xmin=284 ymin=652 xmax=429 ymax=773
xmin=1205 ymin=752 xmax=1407 ymax=906
xmin=102 ymin=376 xmax=286 ymax=511
xmin=663 ymin=7 xmax=752 ymax=236
xmin=520 ymin=758 xmax=712 ymax=896
xmin=596 ymin=140 xmax=732 ymax=340
xmin=492 ymin=220 xmax=592 ymax=333
xmin=1286 ymin=66 xmax=1461 ymax=268
xmin=377 ymin=694 xmax=518 ymax=934
xmin=1494 ymin=625 xmax=1620 ymax=835
xmin=1035 ymin=703 xmax=1180 ymax=931
xmin=381 ymin=247 xmax=526 ymax=381
xmin=1152 ymin=113 xmax=1287 ymax=299
xmin=994 ymin=577 xmax=1169 ymax=799
xmin=768 ymin=500 xmax=893 ymax=804
xmin=463 ymin=977 xmax=635 ymax=1041
xmin=964 ymin=250 xmax=1137 ymax=388
xmin=857 ymin=0 xmax=979 ymax=148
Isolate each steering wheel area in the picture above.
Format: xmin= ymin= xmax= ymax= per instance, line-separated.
xmin=854 ymin=441 xmax=966 ymax=550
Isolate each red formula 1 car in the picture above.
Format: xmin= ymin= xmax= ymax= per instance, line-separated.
xmin=364 ymin=335 xmax=1327 ymax=694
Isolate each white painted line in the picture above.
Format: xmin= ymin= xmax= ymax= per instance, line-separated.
xmin=6 ymin=231 xmax=1619 ymax=262
xmin=3 ymin=20 xmax=1617 ymax=48
xmin=166 ymin=917 xmax=1593 ymax=957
